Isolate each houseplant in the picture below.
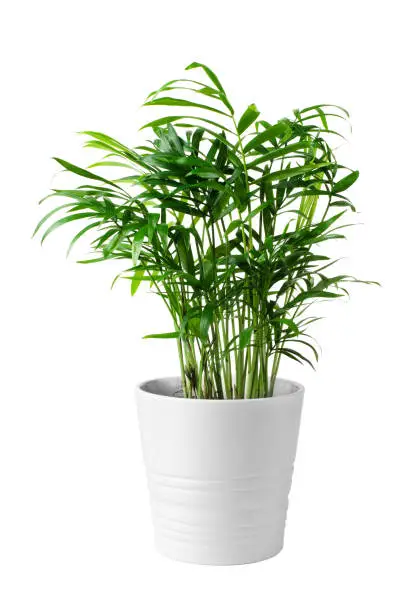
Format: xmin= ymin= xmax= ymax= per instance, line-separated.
xmin=35 ymin=62 xmax=374 ymax=564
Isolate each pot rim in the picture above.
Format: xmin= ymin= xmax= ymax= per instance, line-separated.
xmin=136 ymin=376 xmax=304 ymax=403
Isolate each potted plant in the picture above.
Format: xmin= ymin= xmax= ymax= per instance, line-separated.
xmin=35 ymin=62 xmax=375 ymax=565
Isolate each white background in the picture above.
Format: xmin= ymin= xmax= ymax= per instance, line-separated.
xmin=1 ymin=1 xmax=404 ymax=610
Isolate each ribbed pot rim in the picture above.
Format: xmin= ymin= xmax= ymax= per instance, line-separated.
xmin=136 ymin=376 xmax=304 ymax=403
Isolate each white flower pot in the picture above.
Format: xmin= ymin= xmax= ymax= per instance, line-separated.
xmin=136 ymin=377 xmax=304 ymax=565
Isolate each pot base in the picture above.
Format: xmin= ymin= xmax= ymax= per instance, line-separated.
xmin=156 ymin=540 xmax=284 ymax=566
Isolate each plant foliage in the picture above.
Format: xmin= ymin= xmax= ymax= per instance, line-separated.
xmin=34 ymin=62 xmax=376 ymax=399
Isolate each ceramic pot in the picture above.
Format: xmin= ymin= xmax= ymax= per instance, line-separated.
xmin=136 ymin=376 xmax=304 ymax=565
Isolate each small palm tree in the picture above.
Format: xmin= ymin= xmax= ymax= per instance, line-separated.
xmin=34 ymin=62 xmax=375 ymax=399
